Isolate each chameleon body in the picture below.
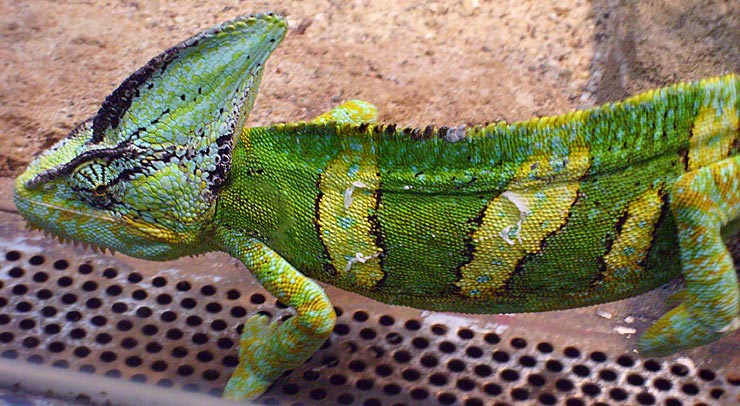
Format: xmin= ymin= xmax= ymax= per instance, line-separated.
xmin=12 ymin=13 xmax=740 ymax=401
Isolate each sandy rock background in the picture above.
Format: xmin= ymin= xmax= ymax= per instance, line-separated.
xmin=0 ymin=0 xmax=738 ymax=176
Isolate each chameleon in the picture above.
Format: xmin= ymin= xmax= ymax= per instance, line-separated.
xmin=12 ymin=12 xmax=740 ymax=401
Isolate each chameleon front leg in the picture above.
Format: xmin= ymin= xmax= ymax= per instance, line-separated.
xmin=218 ymin=100 xmax=377 ymax=400
xmin=638 ymin=155 xmax=740 ymax=356
xmin=217 ymin=228 xmax=336 ymax=400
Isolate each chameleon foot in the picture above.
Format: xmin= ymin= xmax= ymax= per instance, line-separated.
xmin=223 ymin=314 xmax=277 ymax=400
xmin=639 ymin=303 xmax=740 ymax=357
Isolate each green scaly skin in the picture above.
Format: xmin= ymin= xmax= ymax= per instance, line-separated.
xmin=13 ymin=13 xmax=740 ymax=401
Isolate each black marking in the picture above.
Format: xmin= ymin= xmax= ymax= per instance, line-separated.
xmin=75 ymin=166 xmax=97 ymax=185
xmin=451 ymin=174 xmax=479 ymax=191
xmin=592 ymin=194 xmax=633 ymax=287
xmin=91 ymin=49 xmax=179 ymax=143
xmin=27 ymin=143 xmax=138 ymax=189
xmin=423 ymin=125 xmax=434 ymax=138
xmin=450 ymin=198 xmax=490 ymax=294
xmin=245 ymin=168 xmax=265 ymax=176
xmin=731 ymin=124 xmax=740 ymax=155
xmin=678 ymin=146 xmax=690 ymax=171
xmin=312 ymin=174 xmax=337 ymax=277
xmin=368 ymin=185 xmax=389 ymax=289
xmin=507 ymin=189 xmax=585 ymax=293
xmin=639 ymin=185 xmax=671 ymax=271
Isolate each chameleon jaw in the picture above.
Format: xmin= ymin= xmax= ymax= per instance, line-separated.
xmin=14 ymin=183 xmax=189 ymax=261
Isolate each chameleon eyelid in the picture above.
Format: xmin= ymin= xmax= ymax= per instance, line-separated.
xmin=25 ymin=143 xmax=138 ymax=190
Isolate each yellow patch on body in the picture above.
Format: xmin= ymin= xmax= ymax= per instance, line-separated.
xmin=318 ymin=140 xmax=384 ymax=289
xmin=125 ymin=217 xmax=180 ymax=243
xmin=601 ymin=188 xmax=663 ymax=284
xmin=688 ymin=106 xmax=738 ymax=170
xmin=456 ymin=147 xmax=590 ymax=299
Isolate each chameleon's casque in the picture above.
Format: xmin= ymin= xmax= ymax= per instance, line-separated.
xmin=14 ymin=12 xmax=740 ymax=401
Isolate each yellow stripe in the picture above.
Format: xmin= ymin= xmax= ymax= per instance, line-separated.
xmin=317 ymin=137 xmax=383 ymax=289
xmin=688 ymin=105 xmax=738 ymax=170
xmin=456 ymin=147 xmax=590 ymax=299
xmin=602 ymin=187 xmax=663 ymax=283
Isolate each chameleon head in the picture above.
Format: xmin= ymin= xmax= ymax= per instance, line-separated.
xmin=13 ymin=12 xmax=288 ymax=260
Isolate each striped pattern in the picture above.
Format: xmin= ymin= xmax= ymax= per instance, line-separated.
xmin=601 ymin=187 xmax=665 ymax=284
xmin=456 ymin=147 xmax=590 ymax=299
xmin=317 ymin=138 xmax=384 ymax=288
xmin=230 ymin=75 xmax=739 ymax=315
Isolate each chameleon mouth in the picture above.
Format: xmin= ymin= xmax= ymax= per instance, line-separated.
xmin=23 ymin=221 xmax=116 ymax=255
xmin=13 ymin=189 xmax=123 ymax=227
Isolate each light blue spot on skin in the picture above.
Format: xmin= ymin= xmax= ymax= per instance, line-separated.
xmin=338 ymin=216 xmax=354 ymax=230
xmin=347 ymin=164 xmax=360 ymax=178
xmin=623 ymin=246 xmax=635 ymax=256
xmin=614 ymin=267 xmax=630 ymax=277
xmin=477 ymin=275 xmax=491 ymax=283
xmin=550 ymin=136 xmax=565 ymax=151
xmin=470 ymin=289 xmax=480 ymax=296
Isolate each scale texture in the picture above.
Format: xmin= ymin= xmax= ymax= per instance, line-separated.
xmin=13 ymin=13 xmax=740 ymax=401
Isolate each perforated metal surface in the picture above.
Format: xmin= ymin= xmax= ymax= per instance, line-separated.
xmin=0 ymin=200 xmax=738 ymax=405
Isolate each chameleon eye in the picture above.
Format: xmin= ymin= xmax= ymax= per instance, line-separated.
xmin=69 ymin=160 xmax=120 ymax=209
xmin=93 ymin=184 xmax=108 ymax=196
